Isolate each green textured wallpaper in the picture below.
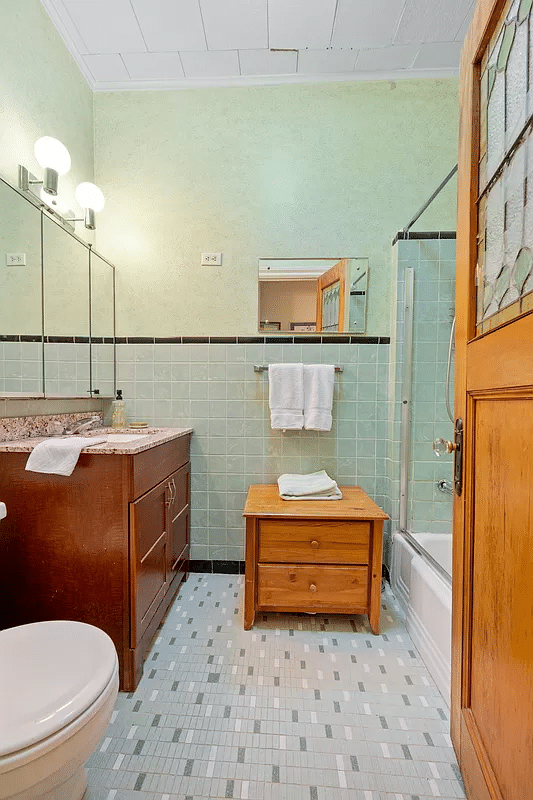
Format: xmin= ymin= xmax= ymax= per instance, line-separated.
xmin=94 ymin=79 xmax=459 ymax=337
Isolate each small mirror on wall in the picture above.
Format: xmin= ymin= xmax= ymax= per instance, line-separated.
xmin=258 ymin=258 xmax=369 ymax=333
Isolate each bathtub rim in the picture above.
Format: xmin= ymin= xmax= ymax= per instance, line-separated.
xmin=400 ymin=530 xmax=452 ymax=587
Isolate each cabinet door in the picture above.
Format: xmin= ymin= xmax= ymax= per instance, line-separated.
xmin=130 ymin=478 xmax=169 ymax=647
xmin=167 ymin=462 xmax=190 ymax=582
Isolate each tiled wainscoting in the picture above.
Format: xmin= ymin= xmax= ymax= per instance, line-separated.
xmin=0 ymin=339 xmax=115 ymax=398
xmin=113 ymin=338 xmax=392 ymax=564
xmin=85 ymin=574 xmax=465 ymax=800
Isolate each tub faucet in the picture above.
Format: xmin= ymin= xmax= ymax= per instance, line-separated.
xmin=63 ymin=415 xmax=102 ymax=435
xmin=437 ymin=479 xmax=454 ymax=495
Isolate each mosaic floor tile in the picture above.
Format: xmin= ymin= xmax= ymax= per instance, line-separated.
xmin=86 ymin=575 xmax=465 ymax=800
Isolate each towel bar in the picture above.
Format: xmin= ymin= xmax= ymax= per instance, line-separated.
xmin=254 ymin=364 xmax=343 ymax=373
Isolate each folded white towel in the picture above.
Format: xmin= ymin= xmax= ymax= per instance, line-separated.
xmin=277 ymin=470 xmax=342 ymax=500
xmin=25 ymin=436 xmax=107 ymax=477
xmin=303 ymin=365 xmax=335 ymax=431
xmin=268 ymin=364 xmax=304 ymax=430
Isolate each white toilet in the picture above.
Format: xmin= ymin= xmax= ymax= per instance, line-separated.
xmin=0 ymin=619 xmax=119 ymax=800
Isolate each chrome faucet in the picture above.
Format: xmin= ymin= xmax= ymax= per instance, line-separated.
xmin=63 ymin=415 xmax=102 ymax=435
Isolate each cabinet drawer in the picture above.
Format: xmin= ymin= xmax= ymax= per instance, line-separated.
xmin=258 ymin=519 xmax=370 ymax=564
xmin=257 ymin=564 xmax=369 ymax=610
xmin=131 ymin=435 xmax=190 ymax=500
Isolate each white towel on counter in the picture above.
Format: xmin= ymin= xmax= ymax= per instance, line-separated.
xmin=277 ymin=470 xmax=342 ymax=500
xmin=25 ymin=436 xmax=107 ymax=477
xmin=303 ymin=364 xmax=335 ymax=431
xmin=268 ymin=363 xmax=304 ymax=430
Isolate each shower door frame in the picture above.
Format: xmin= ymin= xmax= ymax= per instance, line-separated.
xmin=399 ymin=267 xmax=414 ymax=534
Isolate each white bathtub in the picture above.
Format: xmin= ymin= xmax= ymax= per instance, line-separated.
xmin=391 ymin=531 xmax=452 ymax=706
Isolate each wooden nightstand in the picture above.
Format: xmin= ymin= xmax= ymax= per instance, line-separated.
xmin=243 ymin=485 xmax=388 ymax=633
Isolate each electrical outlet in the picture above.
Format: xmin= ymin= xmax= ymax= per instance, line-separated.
xmin=6 ymin=253 xmax=26 ymax=266
xmin=201 ymin=252 xmax=222 ymax=266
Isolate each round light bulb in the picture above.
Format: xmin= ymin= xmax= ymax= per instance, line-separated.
xmin=75 ymin=182 xmax=105 ymax=212
xmin=34 ymin=137 xmax=71 ymax=175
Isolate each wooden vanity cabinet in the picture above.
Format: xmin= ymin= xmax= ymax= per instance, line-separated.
xmin=0 ymin=433 xmax=191 ymax=691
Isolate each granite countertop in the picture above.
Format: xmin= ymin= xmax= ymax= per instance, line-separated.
xmin=0 ymin=426 xmax=193 ymax=455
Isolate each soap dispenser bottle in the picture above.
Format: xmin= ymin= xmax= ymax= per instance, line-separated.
xmin=111 ymin=389 xmax=127 ymax=429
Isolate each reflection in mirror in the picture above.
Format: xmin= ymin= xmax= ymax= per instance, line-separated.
xmin=43 ymin=215 xmax=90 ymax=396
xmin=0 ymin=178 xmax=44 ymax=394
xmin=90 ymin=251 xmax=115 ymax=397
xmin=258 ymin=258 xmax=369 ymax=333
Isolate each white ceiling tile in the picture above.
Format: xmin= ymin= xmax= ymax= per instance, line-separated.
xmin=130 ymin=0 xmax=206 ymax=52
xmin=412 ymin=41 xmax=463 ymax=69
xmin=62 ymin=0 xmax=146 ymax=54
xmin=268 ymin=0 xmax=338 ymax=49
xmin=180 ymin=50 xmax=240 ymax=78
xmin=395 ymin=0 xmax=475 ymax=45
xmin=122 ymin=52 xmax=185 ymax=80
xmin=355 ymin=45 xmax=418 ymax=72
xmin=201 ymin=0 xmax=267 ymax=50
xmin=332 ymin=0 xmax=406 ymax=49
xmin=297 ymin=49 xmax=357 ymax=74
xmin=82 ymin=54 xmax=130 ymax=82
xmin=239 ymin=49 xmax=297 ymax=75
xmin=455 ymin=1 xmax=476 ymax=42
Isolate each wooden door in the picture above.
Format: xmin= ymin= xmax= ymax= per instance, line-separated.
xmin=453 ymin=1 xmax=533 ymax=797
xmin=316 ymin=259 xmax=346 ymax=331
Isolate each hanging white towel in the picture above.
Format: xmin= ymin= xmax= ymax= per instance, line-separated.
xmin=303 ymin=364 xmax=335 ymax=431
xmin=25 ymin=436 xmax=107 ymax=477
xmin=278 ymin=470 xmax=342 ymax=500
xmin=268 ymin=364 xmax=304 ymax=430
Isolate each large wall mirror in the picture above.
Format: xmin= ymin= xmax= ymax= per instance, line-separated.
xmin=0 ymin=179 xmax=43 ymax=394
xmin=258 ymin=258 xmax=369 ymax=333
xmin=0 ymin=175 xmax=115 ymax=398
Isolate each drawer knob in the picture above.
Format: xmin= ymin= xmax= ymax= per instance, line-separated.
xmin=309 ymin=583 xmax=317 ymax=592
xmin=310 ymin=540 xmax=319 ymax=549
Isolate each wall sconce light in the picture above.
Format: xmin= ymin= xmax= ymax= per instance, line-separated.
xmin=75 ymin=182 xmax=105 ymax=230
xmin=19 ymin=136 xmax=71 ymax=196
xmin=63 ymin=183 xmax=105 ymax=230
xmin=19 ymin=137 xmax=105 ymax=230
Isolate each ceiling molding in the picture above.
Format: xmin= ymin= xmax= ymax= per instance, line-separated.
xmin=91 ymin=67 xmax=459 ymax=93
xmin=40 ymin=0 xmax=95 ymax=89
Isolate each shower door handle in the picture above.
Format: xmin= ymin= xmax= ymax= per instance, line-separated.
xmin=454 ymin=418 xmax=463 ymax=496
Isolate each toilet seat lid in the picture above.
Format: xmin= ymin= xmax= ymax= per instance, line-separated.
xmin=0 ymin=620 xmax=118 ymax=756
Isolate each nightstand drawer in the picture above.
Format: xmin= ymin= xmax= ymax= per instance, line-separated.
xmin=257 ymin=564 xmax=369 ymax=610
xmin=258 ymin=519 xmax=370 ymax=564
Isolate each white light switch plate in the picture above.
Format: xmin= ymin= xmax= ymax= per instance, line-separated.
xmin=201 ymin=252 xmax=222 ymax=266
